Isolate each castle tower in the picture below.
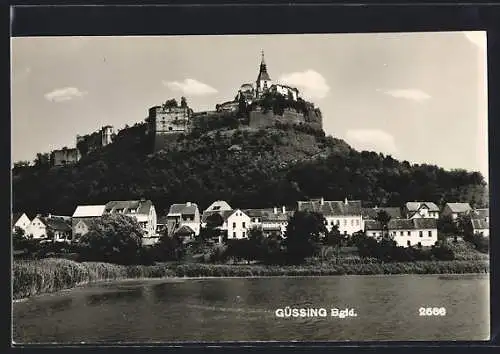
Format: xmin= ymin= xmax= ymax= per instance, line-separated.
xmin=101 ymin=125 xmax=114 ymax=147
xmin=256 ymin=50 xmax=272 ymax=98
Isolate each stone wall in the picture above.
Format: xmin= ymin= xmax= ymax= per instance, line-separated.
xmin=154 ymin=133 xmax=182 ymax=151
xmin=248 ymin=108 xmax=309 ymax=129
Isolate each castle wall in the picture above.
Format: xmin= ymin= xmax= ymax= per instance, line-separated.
xmin=51 ymin=149 xmax=81 ymax=166
xmin=248 ymin=108 xmax=307 ymax=129
xmin=154 ymin=133 xmax=182 ymax=151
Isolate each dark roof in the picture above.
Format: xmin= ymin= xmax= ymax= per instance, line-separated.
xmin=174 ymin=225 xmax=195 ymax=235
xmin=157 ymin=215 xmax=169 ymax=224
xmin=168 ymin=202 xmax=198 ymax=215
xmin=105 ymin=200 xmax=153 ymax=215
xmin=472 ymin=219 xmax=489 ymax=230
xmin=297 ymin=199 xmax=362 ymax=216
xmin=388 ymin=218 xmax=437 ymax=230
xmin=42 ymin=217 xmax=72 ymax=232
xmin=405 ymin=202 xmax=440 ymax=212
xmin=445 ymin=203 xmax=472 ymax=213
xmin=243 ymin=208 xmax=293 ymax=222
xmin=362 ymin=207 xmax=402 ymax=220
xmin=364 ymin=220 xmax=382 ymax=230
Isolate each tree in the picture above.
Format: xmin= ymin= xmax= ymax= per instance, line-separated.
xmin=164 ymin=99 xmax=178 ymax=109
xmin=375 ymin=210 xmax=391 ymax=239
xmin=437 ymin=214 xmax=458 ymax=237
xmin=456 ymin=214 xmax=473 ymax=239
xmin=78 ymin=213 xmax=143 ymax=264
xmin=156 ymin=230 xmax=186 ymax=261
xmin=180 ymin=96 xmax=188 ymax=108
xmin=247 ymin=226 xmax=266 ymax=262
xmin=283 ymin=211 xmax=326 ymax=264
xmin=324 ymin=224 xmax=343 ymax=264
xmin=12 ymin=226 xmax=26 ymax=250
xmin=13 ymin=161 xmax=30 ymax=169
xmin=34 ymin=153 xmax=50 ymax=168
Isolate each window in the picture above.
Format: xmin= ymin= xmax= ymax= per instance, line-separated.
xmin=232 ymin=222 xmax=236 ymax=228
xmin=344 ymin=220 xmax=347 ymax=226
xmin=356 ymin=219 xmax=360 ymax=226
xmin=233 ymin=232 xmax=236 ymax=238
xmin=336 ymin=220 xmax=340 ymax=225
xmin=419 ymin=231 xmax=423 ymax=238
xmin=428 ymin=231 xmax=432 ymax=237
xmin=407 ymin=240 xmax=411 ymax=246
xmin=243 ymin=232 xmax=246 ymax=238
xmin=400 ymin=231 xmax=403 ymax=236
xmin=407 ymin=231 xmax=411 ymax=236
xmin=242 ymin=222 xmax=246 ymax=228
xmin=351 ymin=219 xmax=354 ymax=226
xmin=330 ymin=221 xmax=334 ymax=226
xmin=168 ymin=127 xmax=173 ymax=131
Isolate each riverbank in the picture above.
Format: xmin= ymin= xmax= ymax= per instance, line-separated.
xmin=13 ymin=258 xmax=489 ymax=300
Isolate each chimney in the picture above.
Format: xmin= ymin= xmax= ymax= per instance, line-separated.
xmin=320 ymin=197 xmax=324 ymax=206
xmin=344 ymin=198 xmax=348 ymax=205
xmin=273 ymin=207 xmax=278 ymax=214
xmin=186 ymin=201 xmax=192 ymax=206
xmin=282 ymin=206 xmax=286 ymax=213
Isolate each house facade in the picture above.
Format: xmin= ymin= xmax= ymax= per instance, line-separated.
xmin=297 ymin=197 xmax=364 ymax=236
xmin=388 ymin=218 xmax=438 ymax=247
xmin=104 ymin=199 xmax=157 ymax=239
xmin=221 ymin=209 xmax=251 ymax=240
xmin=441 ymin=203 xmax=472 ymax=220
xmin=71 ymin=205 xmax=106 ymax=239
xmin=12 ymin=212 xmax=31 ymax=234
xmin=166 ymin=202 xmax=200 ymax=236
xmin=27 ymin=215 xmax=72 ymax=242
xmin=471 ymin=219 xmax=489 ymax=237
xmin=364 ymin=220 xmax=384 ymax=240
xmin=404 ymin=202 xmax=440 ymax=219
xmin=244 ymin=206 xmax=292 ymax=238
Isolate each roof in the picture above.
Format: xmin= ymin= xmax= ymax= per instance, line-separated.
xmin=72 ymin=205 xmax=106 ymax=218
xmin=471 ymin=208 xmax=489 ymax=219
xmin=405 ymin=202 xmax=440 ymax=212
xmin=362 ymin=207 xmax=402 ymax=220
xmin=204 ymin=200 xmax=232 ymax=213
xmin=445 ymin=203 xmax=472 ymax=213
xmin=364 ymin=220 xmax=382 ymax=230
xmin=297 ymin=199 xmax=362 ymax=216
xmin=472 ymin=219 xmax=489 ymax=230
xmin=243 ymin=208 xmax=293 ymax=222
xmin=388 ymin=218 xmax=437 ymax=230
xmin=174 ymin=225 xmax=196 ymax=235
xmin=12 ymin=212 xmax=27 ymax=227
xmin=157 ymin=215 xmax=169 ymax=224
xmin=105 ymin=200 xmax=153 ymax=215
xmin=42 ymin=217 xmax=72 ymax=232
xmin=168 ymin=202 xmax=198 ymax=216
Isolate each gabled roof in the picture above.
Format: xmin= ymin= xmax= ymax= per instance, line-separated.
xmin=168 ymin=202 xmax=198 ymax=216
xmin=445 ymin=203 xmax=472 ymax=213
xmin=471 ymin=208 xmax=489 ymax=220
xmin=405 ymin=202 xmax=440 ymax=212
xmin=364 ymin=220 xmax=383 ymax=231
xmin=204 ymin=200 xmax=232 ymax=213
xmin=297 ymin=199 xmax=362 ymax=216
xmin=105 ymin=200 xmax=153 ymax=215
xmin=174 ymin=225 xmax=196 ymax=235
xmin=72 ymin=205 xmax=106 ymax=218
xmin=388 ymin=218 xmax=437 ymax=230
xmin=362 ymin=207 xmax=402 ymax=220
xmin=243 ymin=208 xmax=293 ymax=222
xmin=472 ymin=219 xmax=489 ymax=230
xmin=12 ymin=212 xmax=28 ymax=227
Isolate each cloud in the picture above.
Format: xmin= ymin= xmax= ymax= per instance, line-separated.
xmin=463 ymin=31 xmax=486 ymax=51
xmin=44 ymin=87 xmax=88 ymax=102
xmin=163 ymin=78 xmax=218 ymax=96
xmin=377 ymin=88 xmax=431 ymax=102
xmin=278 ymin=70 xmax=330 ymax=100
xmin=345 ymin=129 xmax=399 ymax=156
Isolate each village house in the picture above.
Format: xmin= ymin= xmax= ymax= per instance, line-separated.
xmin=26 ymin=214 xmax=72 ymax=242
xmin=12 ymin=212 xmax=31 ymax=234
xmin=471 ymin=218 xmax=489 ymax=237
xmin=297 ymin=197 xmax=364 ymax=236
xmin=71 ymin=205 xmax=106 ymax=240
xmin=243 ymin=206 xmax=293 ymax=238
xmin=201 ymin=200 xmax=232 ymax=228
xmin=365 ymin=218 xmax=438 ymax=247
xmin=441 ymin=202 xmax=472 ymax=220
xmin=166 ymin=202 xmax=201 ymax=237
xmin=403 ymin=202 xmax=440 ymax=219
xmin=104 ymin=199 xmax=158 ymax=241
xmin=471 ymin=208 xmax=489 ymax=223
xmin=219 ymin=209 xmax=251 ymax=240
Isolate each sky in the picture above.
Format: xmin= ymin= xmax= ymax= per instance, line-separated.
xmin=11 ymin=32 xmax=488 ymax=180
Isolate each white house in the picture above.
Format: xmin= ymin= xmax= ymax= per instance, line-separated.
xmin=71 ymin=204 xmax=106 ymax=239
xmin=471 ymin=218 xmax=489 ymax=237
xmin=404 ymin=202 xmax=440 ymax=219
xmin=26 ymin=215 xmax=72 ymax=242
xmin=166 ymin=202 xmax=201 ymax=237
xmin=201 ymin=200 xmax=232 ymax=228
xmin=389 ymin=218 xmax=438 ymax=247
xmin=220 ymin=209 xmax=251 ymax=240
xmin=104 ymin=199 xmax=157 ymax=239
xmin=441 ymin=202 xmax=472 ymax=220
xmin=12 ymin=212 xmax=31 ymax=234
xmin=297 ymin=197 xmax=364 ymax=236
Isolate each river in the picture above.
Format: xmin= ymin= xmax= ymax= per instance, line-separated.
xmin=13 ymin=274 xmax=490 ymax=343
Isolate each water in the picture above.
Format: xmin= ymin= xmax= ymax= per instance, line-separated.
xmin=13 ymin=274 xmax=490 ymax=343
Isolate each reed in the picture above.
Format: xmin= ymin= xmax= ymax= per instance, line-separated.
xmin=13 ymin=258 xmax=489 ymax=300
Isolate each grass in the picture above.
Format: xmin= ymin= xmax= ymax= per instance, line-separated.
xmin=13 ymin=257 xmax=489 ymax=300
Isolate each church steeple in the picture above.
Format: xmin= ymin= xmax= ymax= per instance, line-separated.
xmin=257 ymin=50 xmax=271 ymax=81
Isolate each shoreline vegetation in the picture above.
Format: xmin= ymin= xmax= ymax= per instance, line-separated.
xmin=13 ymin=258 xmax=489 ymax=300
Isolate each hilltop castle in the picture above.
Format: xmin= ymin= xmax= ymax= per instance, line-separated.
xmin=147 ymin=52 xmax=323 ymax=151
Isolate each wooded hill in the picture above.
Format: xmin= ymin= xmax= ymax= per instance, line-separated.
xmin=12 ymin=122 xmax=488 ymax=217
